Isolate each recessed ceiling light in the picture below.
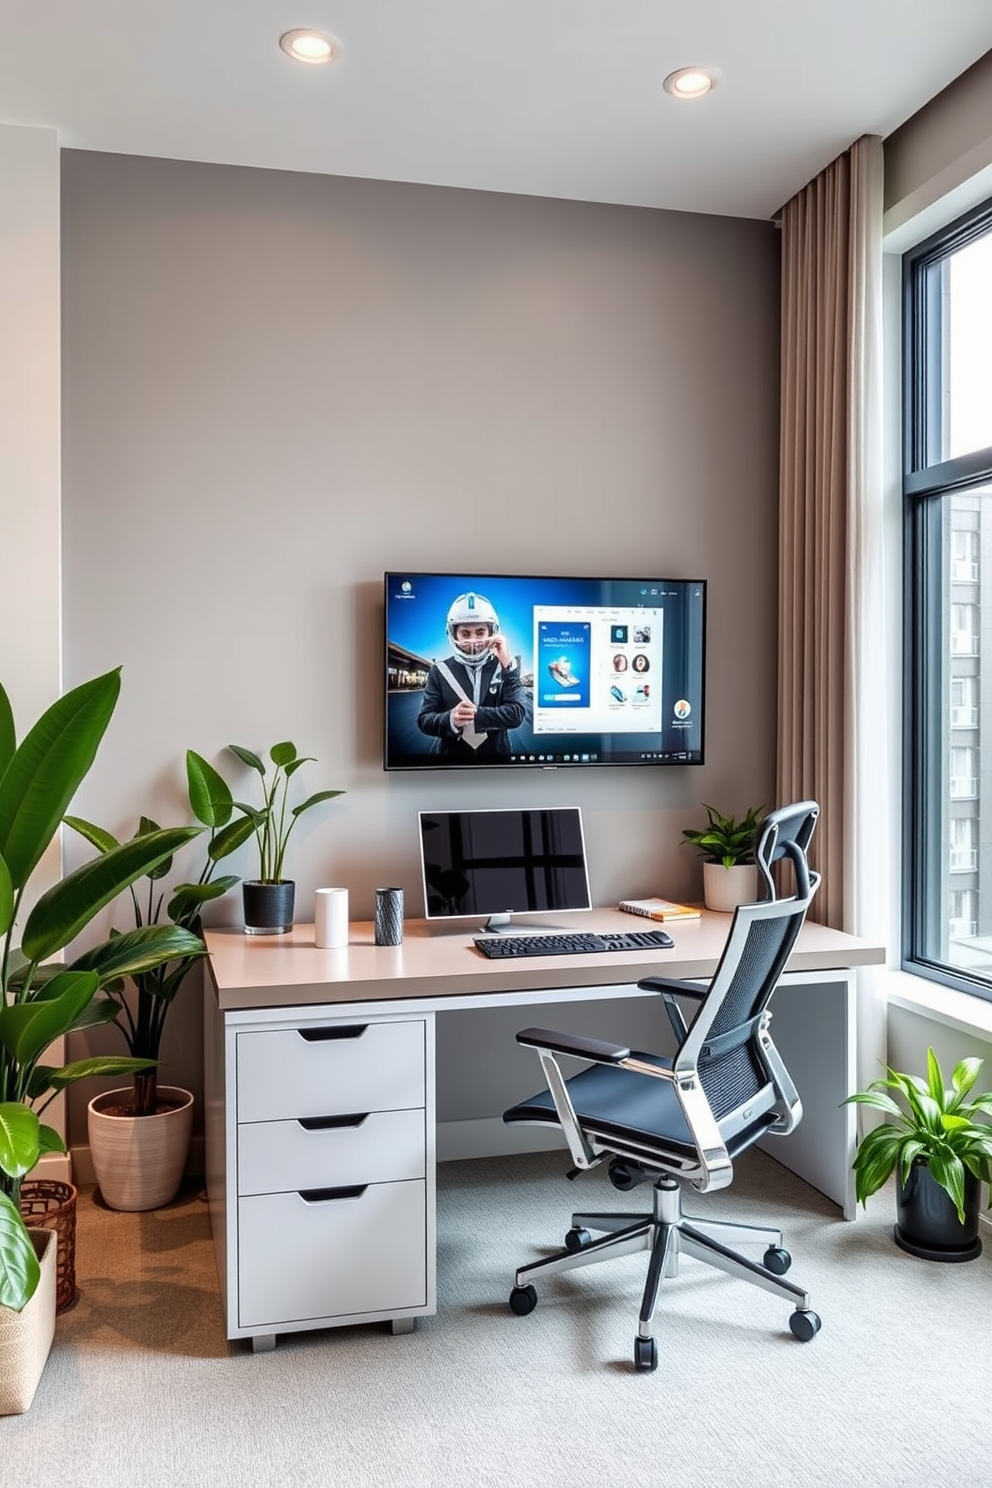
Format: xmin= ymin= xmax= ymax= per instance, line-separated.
xmin=663 ymin=67 xmax=717 ymax=100
xmin=279 ymin=29 xmax=341 ymax=65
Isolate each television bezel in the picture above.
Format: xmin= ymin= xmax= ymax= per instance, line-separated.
xmin=384 ymin=570 xmax=706 ymax=771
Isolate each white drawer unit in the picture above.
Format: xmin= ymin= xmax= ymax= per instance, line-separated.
xmin=238 ymin=1108 xmax=426 ymax=1195
xmin=239 ymin=1181 xmax=427 ymax=1327
xmin=236 ymin=1019 xmax=426 ymax=1122
xmin=204 ymin=1002 xmax=436 ymax=1353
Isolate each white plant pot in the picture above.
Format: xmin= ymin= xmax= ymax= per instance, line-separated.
xmin=87 ymin=1086 xmax=194 ymax=1212
xmin=702 ymin=862 xmax=759 ymax=913
xmin=0 ymin=1228 xmax=57 ymax=1415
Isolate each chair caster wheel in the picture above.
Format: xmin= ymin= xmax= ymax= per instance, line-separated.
xmin=509 ymin=1284 xmax=538 ymax=1316
xmin=763 ymin=1246 xmax=791 ymax=1275
xmin=633 ymin=1336 xmax=658 ymax=1372
xmin=789 ymin=1309 xmax=821 ymax=1342
xmin=564 ymin=1227 xmax=593 ymax=1253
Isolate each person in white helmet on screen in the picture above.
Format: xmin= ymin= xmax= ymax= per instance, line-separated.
xmin=417 ymin=591 xmax=526 ymax=760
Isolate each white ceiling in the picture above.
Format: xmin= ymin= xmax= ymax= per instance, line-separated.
xmin=1 ymin=1 xmax=991 ymax=219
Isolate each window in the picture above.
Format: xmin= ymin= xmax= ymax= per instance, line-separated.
xmin=949 ymin=816 xmax=977 ymax=872
xmin=951 ymin=529 xmax=980 ymax=583
xmin=904 ymin=198 xmax=992 ymax=998
xmin=950 ymin=746 xmax=978 ymax=798
xmin=950 ymin=890 xmax=978 ymax=940
xmin=951 ymin=675 xmax=978 ymax=728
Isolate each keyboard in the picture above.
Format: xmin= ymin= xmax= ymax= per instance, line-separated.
xmin=473 ymin=928 xmax=674 ymax=958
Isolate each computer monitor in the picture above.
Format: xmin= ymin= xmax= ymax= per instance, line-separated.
xmin=418 ymin=806 xmax=592 ymax=933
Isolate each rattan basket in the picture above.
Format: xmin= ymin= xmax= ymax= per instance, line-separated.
xmin=19 ymin=1180 xmax=77 ymax=1312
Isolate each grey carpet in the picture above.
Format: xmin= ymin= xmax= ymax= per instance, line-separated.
xmin=5 ymin=1149 xmax=991 ymax=1486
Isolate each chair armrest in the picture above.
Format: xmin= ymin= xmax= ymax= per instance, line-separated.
xmin=515 ymin=1027 xmax=630 ymax=1063
xmin=638 ymin=976 xmax=708 ymax=1042
xmin=637 ymin=976 xmax=707 ymax=999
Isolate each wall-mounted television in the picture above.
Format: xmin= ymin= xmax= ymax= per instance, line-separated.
xmin=384 ymin=571 xmax=706 ymax=770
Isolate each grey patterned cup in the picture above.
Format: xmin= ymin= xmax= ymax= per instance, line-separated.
xmin=374 ymin=887 xmax=404 ymax=946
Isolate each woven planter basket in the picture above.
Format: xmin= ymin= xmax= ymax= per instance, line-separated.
xmin=19 ymin=1179 xmax=78 ymax=1311
xmin=0 ymin=1228 xmax=57 ymax=1415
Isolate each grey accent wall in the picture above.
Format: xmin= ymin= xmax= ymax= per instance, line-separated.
xmin=60 ymin=150 xmax=780 ymax=1136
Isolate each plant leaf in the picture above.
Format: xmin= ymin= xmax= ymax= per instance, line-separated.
xmin=269 ymin=741 xmax=298 ymax=767
xmin=0 ymin=1190 xmax=40 ymax=1311
xmin=63 ymin=814 xmax=120 ymax=855
xmin=0 ymin=683 xmax=15 ymax=780
xmin=69 ymin=925 xmax=204 ymax=983
xmin=283 ymin=756 xmax=315 ymax=779
xmin=20 ymin=825 xmax=202 ymax=963
xmin=0 ymin=850 xmax=12 ymax=939
xmin=0 ymin=970 xmax=100 ymax=1070
xmin=228 ymin=745 xmax=265 ymax=774
xmin=0 ymin=1101 xmax=41 ymax=1181
xmin=291 ymin=789 xmax=345 ymax=818
xmin=928 ymin=1151 xmax=966 ymax=1223
xmin=37 ymin=1123 xmax=66 ymax=1158
xmin=186 ymin=751 xmax=233 ymax=829
xmin=207 ymin=814 xmax=255 ymax=862
xmin=167 ymin=880 xmax=234 ymax=921
xmin=0 ymin=668 xmax=121 ymax=890
xmin=44 ymin=1055 xmax=158 ymax=1091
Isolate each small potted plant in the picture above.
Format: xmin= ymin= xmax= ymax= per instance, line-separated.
xmin=0 ymin=670 xmax=201 ymax=1407
xmin=844 ymin=1047 xmax=992 ymax=1261
xmin=681 ymin=803 xmax=764 ymax=912
xmin=227 ymin=741 xmax=345 ymax=934
xmin=65 ymin=750 xmax=255 ymax=1210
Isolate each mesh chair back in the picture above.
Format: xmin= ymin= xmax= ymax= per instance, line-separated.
xmin=756 ymin=800 xmax=819 ymax=901
xmin=687 ymin=898 xmax=813 ymax=1117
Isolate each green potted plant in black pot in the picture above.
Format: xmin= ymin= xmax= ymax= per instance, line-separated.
xmin=227 ymin=741 xmax=344 ymax=935
xmin=844 ymin=1047 xmax=992 ymax=1261
xmin=64 ymin=749 xmax=255 ymax=1210
xmin=0 ymin=669 xmax=202 ymax=1408
xmin=681 ymin=803 xmax=765 ymax=912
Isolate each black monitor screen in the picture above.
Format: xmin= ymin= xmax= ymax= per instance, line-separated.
xmin=385 ymin=571 xmax=705 ymax=770
xmin=419 ymin=807 xmax=592 ymax=925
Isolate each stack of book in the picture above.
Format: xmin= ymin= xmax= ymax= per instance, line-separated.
xmin=618 ymin=897 xmax=701 ymax=922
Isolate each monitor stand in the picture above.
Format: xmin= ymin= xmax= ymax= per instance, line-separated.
xmin=482 ymin=913 xmax=567 ymax=935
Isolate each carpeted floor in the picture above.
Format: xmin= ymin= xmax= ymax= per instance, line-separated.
xmin=5 ymin=1149 xmax=991 ymax=1486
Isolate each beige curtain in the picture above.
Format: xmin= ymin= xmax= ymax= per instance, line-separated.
xmin=779 ymin=135 xmax=888 ymax=1085
xmin=778 ymin=135 xmax=885 ymax=928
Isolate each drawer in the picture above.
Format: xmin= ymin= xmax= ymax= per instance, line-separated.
xmin=238 ymin=1180 xmax=427 ymax=1327
xmin=236 ymin=1018 xmax=425 ymax=1123
xmin=238 ymin=1108 xmax=426 ymax=1195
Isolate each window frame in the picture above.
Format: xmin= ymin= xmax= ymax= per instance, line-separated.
xmin=903 ymin=195 xmax=992 ymax=1001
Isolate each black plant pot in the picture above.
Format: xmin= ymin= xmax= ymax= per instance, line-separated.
xmin=894 ymin=1160 xmax=982 ymax=1262
xmin=242 ymin=880 xmax=295 ymax=936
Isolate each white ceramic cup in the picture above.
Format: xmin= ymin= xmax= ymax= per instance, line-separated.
xmin=314 ymin=887 xmax=349 ymax=948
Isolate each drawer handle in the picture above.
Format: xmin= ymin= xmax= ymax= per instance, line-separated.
xmin=298 ymin=1025 xmax=368 ymax=1042
xmin=297 ymin=1113 xmax=369 ymax=1131
xmin=299 ymin=1185 xmax=368 ymax=1204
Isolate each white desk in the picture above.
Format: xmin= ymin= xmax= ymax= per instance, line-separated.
xmin=204 ymin=910 xmax=884 ymax=1352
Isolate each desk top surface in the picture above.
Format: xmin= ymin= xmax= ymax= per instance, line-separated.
xmin=205 ymin=907 xmax=885 ymax=1013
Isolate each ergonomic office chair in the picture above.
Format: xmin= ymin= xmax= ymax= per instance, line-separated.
xmin=502 ymin=800 xmax=822 ymax=1372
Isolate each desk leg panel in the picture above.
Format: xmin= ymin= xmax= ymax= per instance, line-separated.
xmin=757 ymin=972 xmax=856 ymax=1219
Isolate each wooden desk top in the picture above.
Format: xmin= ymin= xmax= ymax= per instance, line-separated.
xmin=205 ymin=908 xmax=885 ymax=1013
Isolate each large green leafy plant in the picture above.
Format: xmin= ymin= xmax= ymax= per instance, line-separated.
xmin=681 ymin=804 xmax=765 ymax=867
xmin=844 ymin=1048 xmax=992 ymax=1222
xmin=228 ymin=741 xmax=343 ymax=883
xmin=0 ymin=670 xmax=202 ymax=1310
xmin=65 ymin=751 xmax=255 ymax=1117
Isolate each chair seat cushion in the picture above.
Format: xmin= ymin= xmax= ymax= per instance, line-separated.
xmin=504 ymin=1053 xmax=700 ymax=1161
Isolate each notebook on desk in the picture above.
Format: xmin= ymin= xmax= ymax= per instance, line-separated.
xmin=618 ymin=896 xmax=701 ymax=922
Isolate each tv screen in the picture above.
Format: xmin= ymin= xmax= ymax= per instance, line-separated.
xmin=384 ymin=571 xmax=706 ymax=770
xmin=419 ymin=807 xmax=592 ymax=929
